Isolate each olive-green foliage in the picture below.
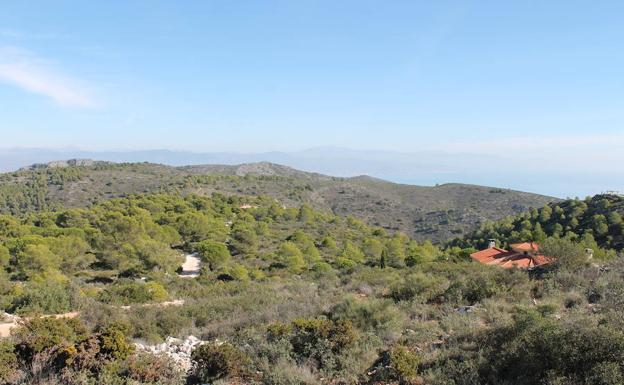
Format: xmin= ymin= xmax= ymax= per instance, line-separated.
xmin=330 ymin=298 xmax=405 ymax=341
xmin=389 ymin=345 xmax=420 ymax=381
xmin=0 ymin=244 xmax=10 ymax=267
xmin=190 ymin=343 xmax=251 ymax=383
xmin=267 ymin=317 xmax=358 ymax=371
xmin=278 ymin=241 xmax=306 ymax=273
xmin=10 ymin=280 xmax=74 ymax=314
xmin=0 ymin=341 xmax=18 ymax=384
xmin=100 ymin=323 xmax=135 ymax=360
xmin=428 ymin=311 xmax=624 ymax=385
xmin=3 ymin=316 xmax=154 ymax=384
xmin=385 ymin=237 xmax=407 ymax=268
xmin=540 ymin=237 xmax=588 ymax=270
xmin=98 ymin=280 xmax=168 ymax=305
xmin=0 ymin=162 xmax=555 ymax=244
xmin=13 ymin=317 xmax=89 ymax=358
xmin=123 ymin=352 xmax=184 ymax=385
xmin=360 ymin=344 xmax=422 ymax=384
xmin=339 ymin=241 xmax=365 ymax=264
xmin=230 ymin=223 xmax=259 ymax=255
xmin=195 ymin=240 xmax=230 ymax=270
xmin=454 ymin=194 xmax=624 ymax=252
xmin=1 ymin=186 xmax=623 ymax=385
xmin=228 ymin=263 xmax=250 ymax=281
xmin=390 ymin=272 xmax=448 ymax=303
xmin=175 ymin=212 xmax=227 ymax=243
xmin=0 ymin=191 xmax=437 ymax=315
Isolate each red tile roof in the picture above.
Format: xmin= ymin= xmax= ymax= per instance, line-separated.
xmin=470 ymin=243 xmax=552 ymax=269
xmin=470 ymin=247 xmax=512 ymax=263
xmin=509 ymin=242 xmax=540 ymax=252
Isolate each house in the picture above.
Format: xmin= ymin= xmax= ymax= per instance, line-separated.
xmin=470 ymin=240 xmax=552 ymax=269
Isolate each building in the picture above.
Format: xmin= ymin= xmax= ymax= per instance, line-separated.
xmin=470 ymin=240 xmax=552 ymax=269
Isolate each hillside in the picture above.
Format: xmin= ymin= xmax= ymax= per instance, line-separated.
xmin=0 ymin=160 xmax=558 ymax=243
xmin=452 ymin=194 xmax=624 ymax=251
xmin=2 ymin=190 xmax=624 ymax=385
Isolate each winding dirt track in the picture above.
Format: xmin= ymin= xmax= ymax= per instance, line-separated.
xmin=0 ymin=311 xmax=80 ymax=338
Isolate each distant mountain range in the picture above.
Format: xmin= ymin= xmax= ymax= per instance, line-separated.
xmin=0 ymin=160 xmax=559 ymax=243
xmin=0 ymin=146 xmax=620 ymax=198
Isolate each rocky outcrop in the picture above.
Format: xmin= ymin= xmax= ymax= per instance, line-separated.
xmin=134 ymin=335 xmax=214 ymax=372
xmin=23 ymin=159 xmax=99 ymax=170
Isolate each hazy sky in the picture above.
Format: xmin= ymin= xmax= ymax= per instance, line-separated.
xmin=0 ymin=1 xmax=623 ymax=192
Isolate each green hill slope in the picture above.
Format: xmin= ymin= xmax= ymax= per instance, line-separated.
xmin=451 ymin=194 xmax=624 ymax=251
xmin=0 ymin=160 xmax=558 ymax=242
xmin=2 ymin=190 xmax=624 ymax=385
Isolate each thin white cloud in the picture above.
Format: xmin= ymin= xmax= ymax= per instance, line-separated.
xmin=0 ymin=46 xmax=96 ymax=108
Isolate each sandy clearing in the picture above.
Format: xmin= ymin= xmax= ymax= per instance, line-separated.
xmin=179 ymin=253 xmax=201 ymax=278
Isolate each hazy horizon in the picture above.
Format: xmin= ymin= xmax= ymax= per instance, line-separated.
xmin=1 ymin=145 xmax=621 ymax=199
xmin=1 ymin=1 xmax=623 ymax=198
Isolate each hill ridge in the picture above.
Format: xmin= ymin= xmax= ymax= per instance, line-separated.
xmin=0 ymin=160 xmax=559 ymax=242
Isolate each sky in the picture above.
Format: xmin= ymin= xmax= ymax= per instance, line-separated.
xmin=0 ymin=1 xmax=623 ymax=196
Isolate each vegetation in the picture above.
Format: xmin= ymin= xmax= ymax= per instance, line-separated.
xmin=0 ymin=192 xmax=443 ymax=314
xmin=452 ymin=194 xmax=624 ymax=252
xmin=0 ymin=161 xmax=556 ymax=242
xmin=0 ymin=168 xmax=622 ymax=384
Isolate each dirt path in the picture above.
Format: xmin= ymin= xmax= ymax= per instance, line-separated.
xmin=0 ymin=299 xmax=187 ymax=338
xmin=178 ymin=253 xmax=201 ymax=278
xmin=1 ymin=252 xmax=199 ymax=338
xmin=0 ymin=311 xmax=80 ymax=338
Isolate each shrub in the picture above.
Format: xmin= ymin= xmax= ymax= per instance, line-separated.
xmin=267 ymin=317 xmax=358 ymax=372
xmin=390 ymin=345 xmax=420 ymax=382
xmin=99 ymin=324 xmax=134 ymax=360
xmin=541 ymin=237 xmax=588 ymax=271
xmin=125 ymin=352 xmax=184 ymax=384
xmin=330 ymin=298 xmax=404 ymax=341
xmin=98 ymin=280 xmax=168 ymax=305
xmin=190 ymin=343 xmax=251 ymax=383
xmin=0 ymin=341 xmax=18 ymax=384
xmin=443 ymin=273 xmax=498 ymax=304
xmin=230 ymin=263 xmax=250 ymax=281
xmin=13 ymin=317 xmax=88 ymax=358
xmin=390 ymin=273 xmax=447 ymax=303
xmin=368 ymin=345 xmax=420 ymax=384
xmin=289 ymin=318 xmax=357 ymax=358
xmin=428 ymin=311 xmax=624 ymax=385
xmin=195 ymin=240 xmax=231 ymax=270
xmin=278 ymin=242 xmax=306 ymax=273
xmin=11 ymin=280 xmax=73 ymax=315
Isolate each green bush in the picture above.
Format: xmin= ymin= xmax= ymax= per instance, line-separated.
xmin=0 ymin=341 xmax=18 ymax=384
xmin=13 ymin=317 xmax=88 ymax=358
xmin=428 ymin=311 xmax=624 ymax=385
xmin=330 ymin=298 xmax=404 ymax=340
xmin=195 ymin=240 xmax=230 ymax=270
xmin=124 ymin=352 xmax=183 ymax=384
xmin=99 ymin=324 xmax=134 ymax=360
xmin=10 ymin=280 xmax=74 ymax=315
xmin=390 ymin=345 xmax=420 ymax=382
xmin=267 ymin=317 xmax=358 ymax=372
xmin=390 ymin=273 xmax=447 ymax=303
xmin=98 ymin=280 xmax=168 ymax=305
xmin=190 ymin=343 xmax=251 ymax=383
